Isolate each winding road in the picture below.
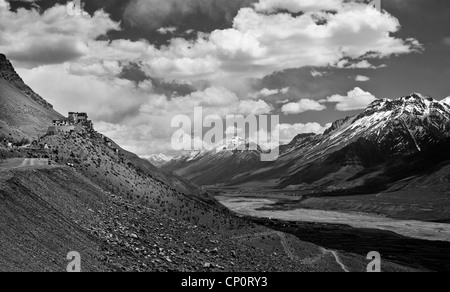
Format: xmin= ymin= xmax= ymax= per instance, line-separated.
xmin=0 ymin=158 xmax=49 ymax=171
xmin=233 ymin=231 xmax=350 ymax=272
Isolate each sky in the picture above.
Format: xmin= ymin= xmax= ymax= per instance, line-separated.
xmin=1 ymin=0 xmax=450 ymax=156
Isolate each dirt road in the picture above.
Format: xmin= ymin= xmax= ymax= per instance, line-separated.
xmin=232 ymin=230 xmax=350 ymax=272
xmin=0 ymin=158 xmax=51 ymax=172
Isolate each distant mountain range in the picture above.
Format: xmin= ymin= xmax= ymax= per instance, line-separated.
xmin=163 ymin=93 xmax=450 ymax=194
xmin=163 ymin=136 xmax=264 ymax=186
xmin=142 ymin=153 xmax=173 ymax=167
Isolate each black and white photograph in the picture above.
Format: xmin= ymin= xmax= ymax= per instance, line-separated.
xmin=1 ymin=0 xmax=450 ymax=275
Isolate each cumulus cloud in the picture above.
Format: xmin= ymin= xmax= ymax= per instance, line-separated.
xmin=2 ymin=0 xmax=421 ymax=80
xmin=68 ymin=61 xmax=123 ymax=79
xmin=238 ymin=99 xmax=274 ymax=115
xmin=157 ymin=26 xmax=178 ymax=34
xmin=355 ymin=75 xmax=370 ymax=82
xmin=311 ymin=69 xmax=326 ymax=77
xmin=324 ymin=87 xmax=377 ymax=111
xmin=0 ymin=0 xmax=119 ymax=67
xmin=136 ymin=0 xmax=421 ymax=82
xmin=281 ymin=99 xmax=327 ymax=114
xmin=250 ymin=87 xmax=289 ymax=98
xmin=2 ymin=0 xmax=421 ymax=156
xmin=259 ymin=88 xmax=279 ymax=96
xmin=277 ymin=122 xmax=331 ymax=142
xmin=245 ymin=121 xmax=329 ymax=150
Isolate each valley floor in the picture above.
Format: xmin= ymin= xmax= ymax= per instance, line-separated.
xmin=217 ymin=196 xmax=450 ymax=242
xmin=216 ymin=194 xmax=450 ymax=271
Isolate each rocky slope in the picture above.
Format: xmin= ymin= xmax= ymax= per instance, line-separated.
xmin=0 ymin=163 xmax=339 ymax=272
xmin=0 ymin=54 xmax=54 ymax=110
xmin=0 ymin=54 xmax=62 ymax=141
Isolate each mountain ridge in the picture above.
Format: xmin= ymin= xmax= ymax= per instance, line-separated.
xmin=165 ymin=93 xmax=450 ymax=191
xmin=0 ymin=54 xmax=62 ymax=141
xmin=0 ymin=54 xmax=54 ymax=110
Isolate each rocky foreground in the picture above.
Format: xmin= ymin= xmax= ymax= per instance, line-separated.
xmin=0 ymin=161 xmax=357 ymax=272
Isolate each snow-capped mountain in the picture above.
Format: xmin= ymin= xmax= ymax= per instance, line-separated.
xmin=239 ymin=93 xmax=450 ymax=189
xmin=441 ymin=96 xmax=450 ymax=107
xmin=162 ymin=137 xmax=265 ymax=186
xmin=165 ymin=93 xmax=450 ymax=191
xmin=319 ymin=93 xmax=450 ymax=154
xmin=142 ymin=153 xmax=173 ymax=167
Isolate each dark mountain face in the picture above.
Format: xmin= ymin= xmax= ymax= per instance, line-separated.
xmin=279 ymin=133 xmax=319 ymax=156
xmin=0 ymin=54 xmax=62 ymax=141
xmin=166 ymin=94 xmax=450 ymax=192
xmin=0 ymin=54 xmax=54 ymax=110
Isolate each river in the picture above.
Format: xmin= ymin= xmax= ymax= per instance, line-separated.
xmin=217 ymin=196 xmax=450 ymax=242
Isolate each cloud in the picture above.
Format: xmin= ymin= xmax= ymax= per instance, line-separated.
xmin=138 ymin=0 xmax=422 ymax=82
xmin=0 ymin=0 xmax=119 ymax=67
xmin=336 ymin=59 xmax=386 ymax=69
xmin=311 ymin=69 xmax=325 ymax=77
xmin=17 ymin=64 xmax=155 ymax=123
xmin=238 ymin=99 xmax=274 ymax=115
xmin=68 ymin=61 xmax=123 ymax=78
xmin=246 ymin=121 xmax=330 ymax=149
xmin=281 ymin=99 xmax=327 ymax=114
xmin=2 ymin=0 xmax=421 ymax=156
xmin=277 ymin=122 xmax=331 ymax=142
xmin=355 ymin=75 xmax=370 ymax=82
xmin=324 ymin=87 xmax=377 ymax=111
xmin=225 ymin=126 xmax=244 ymax=135
xmin=254 ymin=0 xmax=342 ymax=13
xmin=123 ymin=0 xmax=255 ymax=29
xmin=2 ymin=0 xmax=421 ymax=80
xmin=260 ymin=88 xmax=279 ymax=96
xmin=157 ymin=26 xmax=178 ymax=34
xmin=251 ymin=87 xmax=289 ymax=98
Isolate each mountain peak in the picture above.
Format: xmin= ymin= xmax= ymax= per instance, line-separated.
xmin=142 ymin=153 xmax=174 ymax=167
xmin=440 ymin=96 xmax=450 ymax=106
xmin=0 ymin=53 xmax=16 ymax=75
xmin=217 ymin=136 xmax=247 ymax=151
xmin=407 ymin=92 xmax=424 ymax=98
xmin=400 ymin=93 xmax=434 ymax=103
xmin=324 ymin=116 xmax=353 ymax=136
